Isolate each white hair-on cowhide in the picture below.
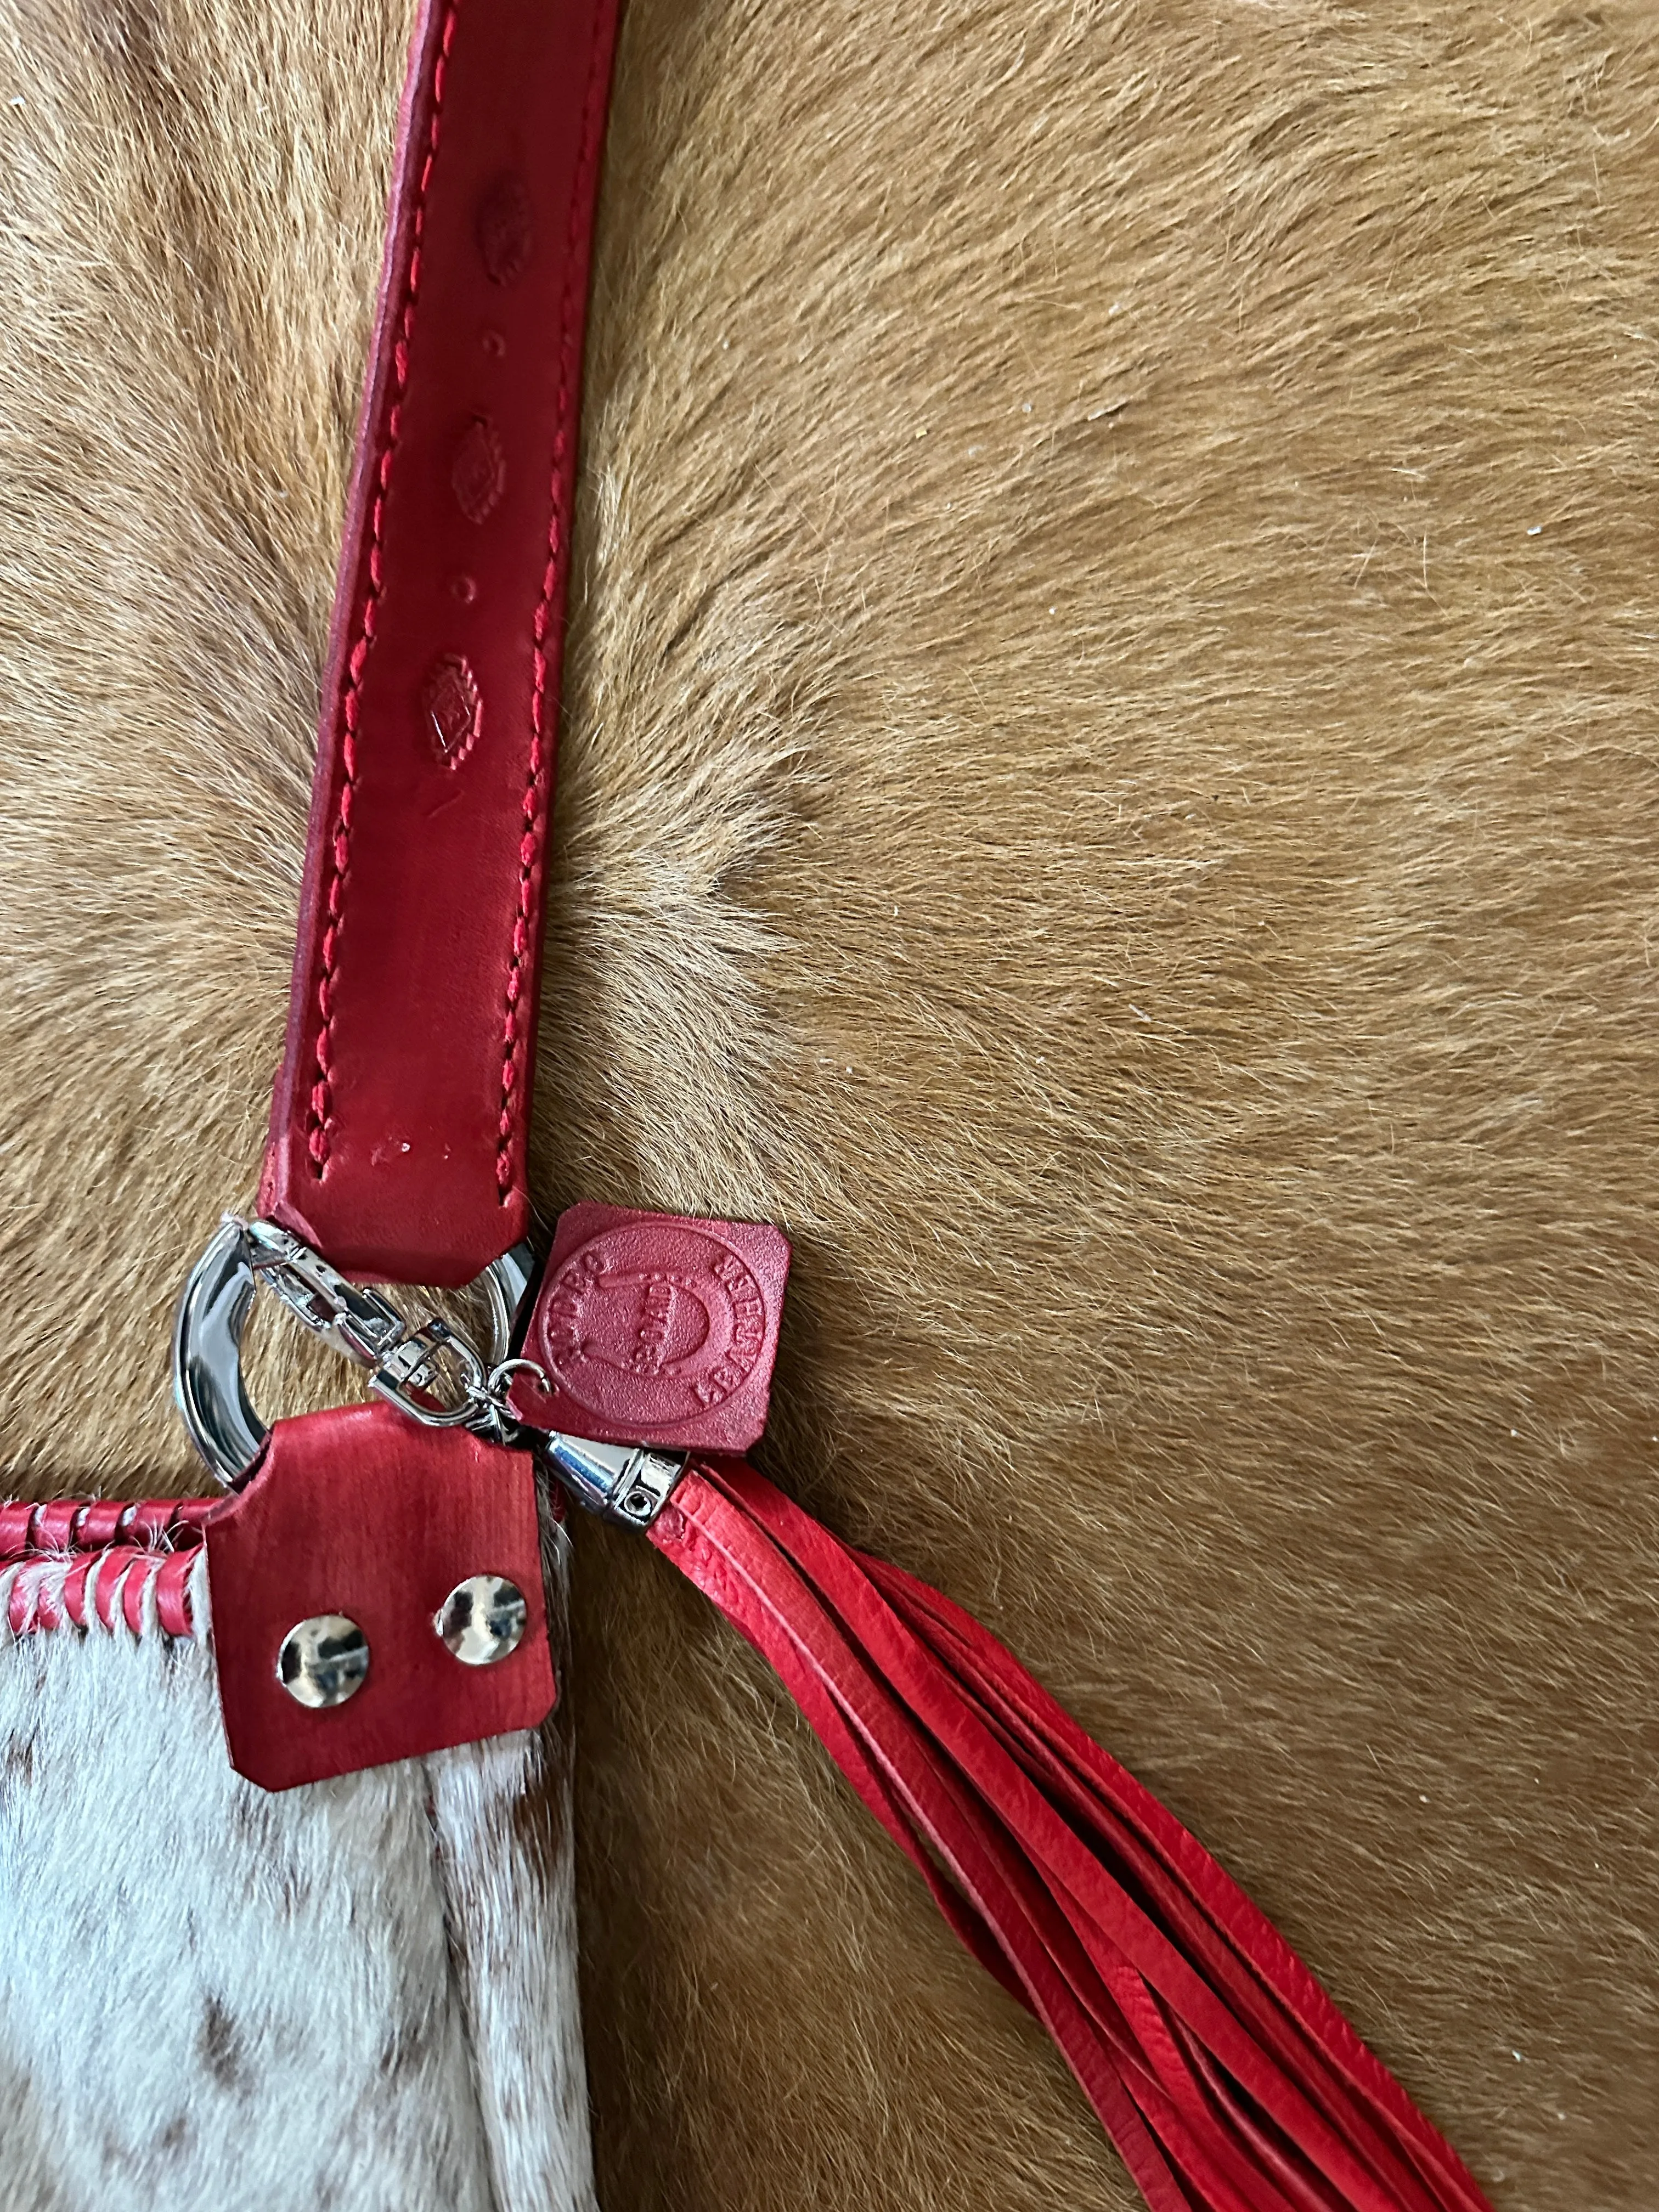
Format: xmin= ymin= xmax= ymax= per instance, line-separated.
xmin=0 ymin=1550 xmax=597 ymax=2212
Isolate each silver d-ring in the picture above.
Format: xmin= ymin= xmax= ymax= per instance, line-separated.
xmin=172 ymin=1220 xmax=537 ymax=1491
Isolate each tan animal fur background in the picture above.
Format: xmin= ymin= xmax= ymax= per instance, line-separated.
xmin=0 ymin=0 xmax=1655 ymax=2205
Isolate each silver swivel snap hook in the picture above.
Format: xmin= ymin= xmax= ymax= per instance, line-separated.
xmin=172 ymin=1215 xmax=537 ymax=1488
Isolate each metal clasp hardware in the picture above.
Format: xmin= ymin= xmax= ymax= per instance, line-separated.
xmin=534 ymin=1435 xmax=686 ymax=1530
xmin=173 ymin=1217 xmax=688 ymax=1526
xmin=173 ymin=1217 xmax=535 ymax=1488
xmin=243 ymin=1220 xmax=492 ymax=1422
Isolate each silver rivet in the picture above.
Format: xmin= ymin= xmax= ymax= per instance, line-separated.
xmin=276 ymin=1615 xmax=370 ymax=1708
xmin=436 ymin=1575 xmax=528 ymax=1666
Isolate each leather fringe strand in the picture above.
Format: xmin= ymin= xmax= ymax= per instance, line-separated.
xmin=650 ymin=1460 xmax=1494 ymax=2212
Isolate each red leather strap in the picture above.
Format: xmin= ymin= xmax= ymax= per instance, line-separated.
xmin=651 ymin=1462 xmax=1496 ymax=2212
xmin=259 ymin=0 xmax=621 ymax=1285
xmin=220 ymin=0 xmax=1500 ymax=2190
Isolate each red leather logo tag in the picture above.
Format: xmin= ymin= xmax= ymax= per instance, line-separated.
xmin=206 ymin=1404 xmax=555 ymax=1793
xmin=509 ymin=1204 xmax=791 ymax=1454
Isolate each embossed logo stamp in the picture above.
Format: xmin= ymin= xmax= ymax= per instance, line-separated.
xmin=423 ymin=653 xmax=482 ymax=768
xmin=513 ymin=1205 xmax=791 ymax=1453
xmin=452 ymin=415 xmax=506 ymax=524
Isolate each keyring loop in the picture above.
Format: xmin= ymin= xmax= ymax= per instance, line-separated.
xmin=172 ymin=1217 xmax=537 ymax=1489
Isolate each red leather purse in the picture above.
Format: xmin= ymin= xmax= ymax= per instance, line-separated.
xmin=2 ymin=5 xmax=1499 ymax=2209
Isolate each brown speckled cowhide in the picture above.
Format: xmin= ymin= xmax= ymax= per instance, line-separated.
xmin=0 ymin=1 xmax=1654 ymax=2208
xmin=0 ymin=1549 xmax=595 ymax=2208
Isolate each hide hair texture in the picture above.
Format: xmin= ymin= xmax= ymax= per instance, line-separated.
xmin=0 ymin=1 xmax=1654 ymax=2207
xmin=0 ymin=1555 xmax=596 ymax=2209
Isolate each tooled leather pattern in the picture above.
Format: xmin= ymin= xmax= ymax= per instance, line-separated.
xmin=260 ymin=0 xmax=621 ymax=1286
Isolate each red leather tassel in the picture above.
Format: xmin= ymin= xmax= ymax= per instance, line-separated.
xmin=650 ymin=1460 xmax=1494 ymax=2212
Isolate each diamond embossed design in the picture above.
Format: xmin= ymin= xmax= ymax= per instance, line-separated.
xmin=452 ymin=415 xmax=506 ymax=524
xmin=423 ymin=654 xmax=482 ymax=769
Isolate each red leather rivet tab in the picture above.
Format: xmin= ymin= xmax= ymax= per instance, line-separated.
xmin=509 ymin=1204 xmax=792 ymax=1454
xmin=205 ymin=1403 xmax=555 ymax=1792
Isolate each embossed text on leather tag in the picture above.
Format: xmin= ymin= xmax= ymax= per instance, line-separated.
xmin=509 ymin=1204 xmax=791 ymax=1454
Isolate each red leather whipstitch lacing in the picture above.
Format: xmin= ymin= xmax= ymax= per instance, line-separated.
xmin=0 ymin=1497 xmax=213 ymax=1639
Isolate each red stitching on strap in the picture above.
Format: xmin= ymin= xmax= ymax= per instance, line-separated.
xmin=93 ymin=1556 xmax=123 ymax=1632
xmin=307 ymin=1 xmax=462 ymax=1178
xmin=61 ymin=1555 xmax=94 ymax=1627
xmin=121 ymin=1556 xmax=150 ymax=1635
xmin=495 ymin=3 xmax=612 ymax=1205
xmin=32 ymin=1561 xmax=65 ymax=1633
xmin=33 ymin=1500 xmax=81 ymax=1550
